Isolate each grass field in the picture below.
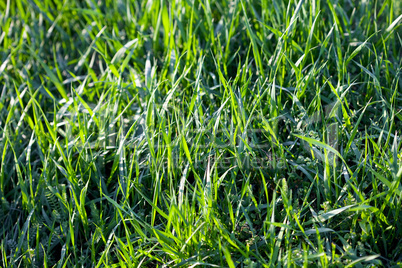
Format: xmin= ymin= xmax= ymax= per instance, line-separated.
xmin=1 ymin=0 xmax=402 ymax=267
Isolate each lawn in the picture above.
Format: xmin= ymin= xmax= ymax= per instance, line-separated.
xmin=1 ymin=0 xmax=402 ymax=267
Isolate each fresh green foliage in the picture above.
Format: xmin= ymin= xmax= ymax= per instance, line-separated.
xmin=1 ymin=0 xmax=402 ymax=267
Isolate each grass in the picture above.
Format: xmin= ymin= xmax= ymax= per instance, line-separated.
xmin=0 ymin=0 xmax=401 ymax=266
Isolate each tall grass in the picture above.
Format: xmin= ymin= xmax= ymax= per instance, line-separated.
xmin=0 ymin=0 xmax=401 ymax=266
